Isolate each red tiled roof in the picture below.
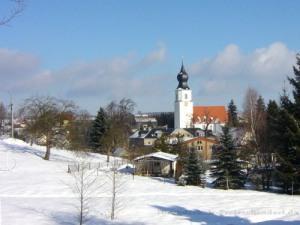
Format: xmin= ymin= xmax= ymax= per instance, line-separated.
xmin=193 ymin=106 xmax=227 ymax=123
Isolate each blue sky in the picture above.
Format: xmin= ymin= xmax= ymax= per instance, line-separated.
xmin=0 ymin=0 xmax=299 ymax=114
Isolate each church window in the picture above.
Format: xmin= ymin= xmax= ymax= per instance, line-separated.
xmin=185 ymin=93 xmax=188 ymax=99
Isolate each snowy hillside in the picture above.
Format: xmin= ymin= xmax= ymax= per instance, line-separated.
xmin=0 ymin=138 xmax=299 ymax=225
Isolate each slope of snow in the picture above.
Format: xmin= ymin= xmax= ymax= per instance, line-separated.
xmin=0 ymin=138 xmax=299 ymax=225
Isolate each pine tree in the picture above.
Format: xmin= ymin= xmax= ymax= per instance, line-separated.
xmin=254 ymin=96 xmax=270 ymax=190
xmin=255 ymin=96 xmax=267 ymax=152
xmin=184 ymin=148 xmax=203 ymax=186
xmin=227 ymin=99 xmax=238 ymax=127
xmin=280 ymin=86 xmax=293 ymax=114
xmin=273 ymin=107 xmax=300 ymax=194
xmin=211 ymin=126 xmax=246 ymax=189
xmin=262 ymin=100 xmax=280 ymax=190
xmin=153 ymin=134 xmax=172 ymax=153
xmin=89 ymin=107 xmax=107 ymax=151
xmin=256 ymin=96 xmax=266 ymax=114
xmin=265 ymin=53 xmax=300 ymax=194
xmin=288 ymin=53 xmax=300 ymax=120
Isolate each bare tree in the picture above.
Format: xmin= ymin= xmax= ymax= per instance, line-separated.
xmin=197 ymin=108 xmax=214 ymax=160
xmin=242 ymin=89 xmax=268 ymax=158
xmin=101 ymin=98 xmax=135 ymax=162
xmin=242 ymin=89 xmax=274 ymax=189
xmin=20 ymin=96 xmax=77 ymax=160
xmin=0 ymin=0 xmax=25 ymax=26
xmin=67 ymin=110 xmax=92 ymax=153
xmin=105 ymin=160 xmax=128 ymax=220
xmin=69 ymin=159 xmax=98 ymax=225
xmin=0 ymin=102 xmax=7 ymax=135
xmin=242 ymin=88 xmax=259 ymax=147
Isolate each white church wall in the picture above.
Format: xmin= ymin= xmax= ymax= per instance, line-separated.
xmin=174 ymin=89 xmax=193 ymax=129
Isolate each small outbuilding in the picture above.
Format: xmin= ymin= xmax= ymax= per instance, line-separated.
xmin=134 ymin=152 xmax=177 ymax=177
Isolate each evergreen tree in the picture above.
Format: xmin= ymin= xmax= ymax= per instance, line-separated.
xmin=227 ymin=99 xmax=238 ymax=127
xmin=253 ymin=96 xmax=271 ymax=190
xmin=153 ymin=112 xmax=174 ymax=128
xmin=89 ymin=107 xmax=107 ymax=151
xmin=153 ymin=134 xmax=172 ymax=153
xmin=280 ymin=87 xmax=293 ymax=113
xmin=211 ymin=126 xmax=246 ymax=189
xmin=255 ymin=96 xmax=267 ymax=153
xmin=184 ymin=148 xmax=203 ymax=185
xmin=172 ymin=133 xmax=189 ymax=180
xmin=285 ymin=53 xmax=300 ymax=194
xmin=265 ymin=54 xmax=300 ymax=194
xmin=273 ymin=107 xmax=300 ymax=194
xmin=256 ymin=96 xmax=266 ymax=114
xmin=288 ymin=53 xmax=300 ymax=120
xmin=261 ymin=100 xmax=280 ymax=190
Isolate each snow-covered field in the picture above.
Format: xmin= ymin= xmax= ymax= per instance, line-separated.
xmin=0 ymin=138 xmax=299 ymax=225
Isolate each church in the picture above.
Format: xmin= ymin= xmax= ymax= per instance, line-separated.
xmin=129 ymin=62 xmax=228 ymax=176
xmin=174 ymin=62 xmax=227 ymax=133
xmin=130 ymin=62 xmax=227 ymax=160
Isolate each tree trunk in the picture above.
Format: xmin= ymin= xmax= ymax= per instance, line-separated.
xmin=44 ymin=136 xmax=51 ymax=160
xmin=107 ymin=146 xmax=112 ymax=163
xmin=44 ymin=144 xmax=51 ymax=160
xmin=205 ymin=140 xmax=208 ymax=160
xmin=107 ymin=150 xmax=110 ymax=163
xmin=175 ymin=160 xmax=183 ymax=181
xmin=111 ymin=170 xmax=116 ymax=220
xmin=80 ymin=194 xmax=83 ymax=225
xmin=226 ymin=170 xmax=229 ymax=190
xmin=79 ymin=168 xmax=84 ymax=225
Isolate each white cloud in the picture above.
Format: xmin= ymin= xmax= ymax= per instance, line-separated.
xmin=43 ymin=44 xmax=170 ymax=112
xmin=0 ymin=49 xmax=53 ymax=93
xmin=140 ymin=43 xmax=167 ymax=66
xmin=0 ymin=44 xmax=169 ymax=113
xmin=190 ymin=44 xmax=244 ymax=77
xmin=0 ymin=49 xmax=40 ymax=79
xmin=0 ymin=42 xmax=297 ymax=114
xmin=190 ymin=42 xmax=297 ymax=107
xmin=249 ymin=42 xmax=295 ymax=78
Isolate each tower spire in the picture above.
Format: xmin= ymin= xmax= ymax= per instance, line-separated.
xmin=177 ymin=60 xmax=189 ymax=89
xmin=174 ymin=60 xmax=193 ymax=129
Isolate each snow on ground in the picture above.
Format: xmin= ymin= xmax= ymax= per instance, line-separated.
xmin=0 ymin=138 xmax=299 ymax=225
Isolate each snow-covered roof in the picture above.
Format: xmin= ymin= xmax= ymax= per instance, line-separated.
xmin=129 ymin=130 xmax=150 ymax=139
xmin=134 ymin=151 xmax=178 ymax=162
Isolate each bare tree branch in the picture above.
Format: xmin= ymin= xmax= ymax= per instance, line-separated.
xmin=0 ymin=0 xmax=26 ymax=26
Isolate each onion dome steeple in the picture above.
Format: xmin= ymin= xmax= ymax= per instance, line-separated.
xmin=177 ymin=61 xmax=190 ymax=89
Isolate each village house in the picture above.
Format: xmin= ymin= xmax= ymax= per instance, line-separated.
xmin=183 ymin=136 xmax=218 ymax=161
xmin=134 ymin=151 xmax=177 ymax=177
xmin=129 ymin=63 xmax=226 ymax=165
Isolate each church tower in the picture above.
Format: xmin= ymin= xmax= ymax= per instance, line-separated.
xmin=174 ymin=62 xmax=193 ymax=128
